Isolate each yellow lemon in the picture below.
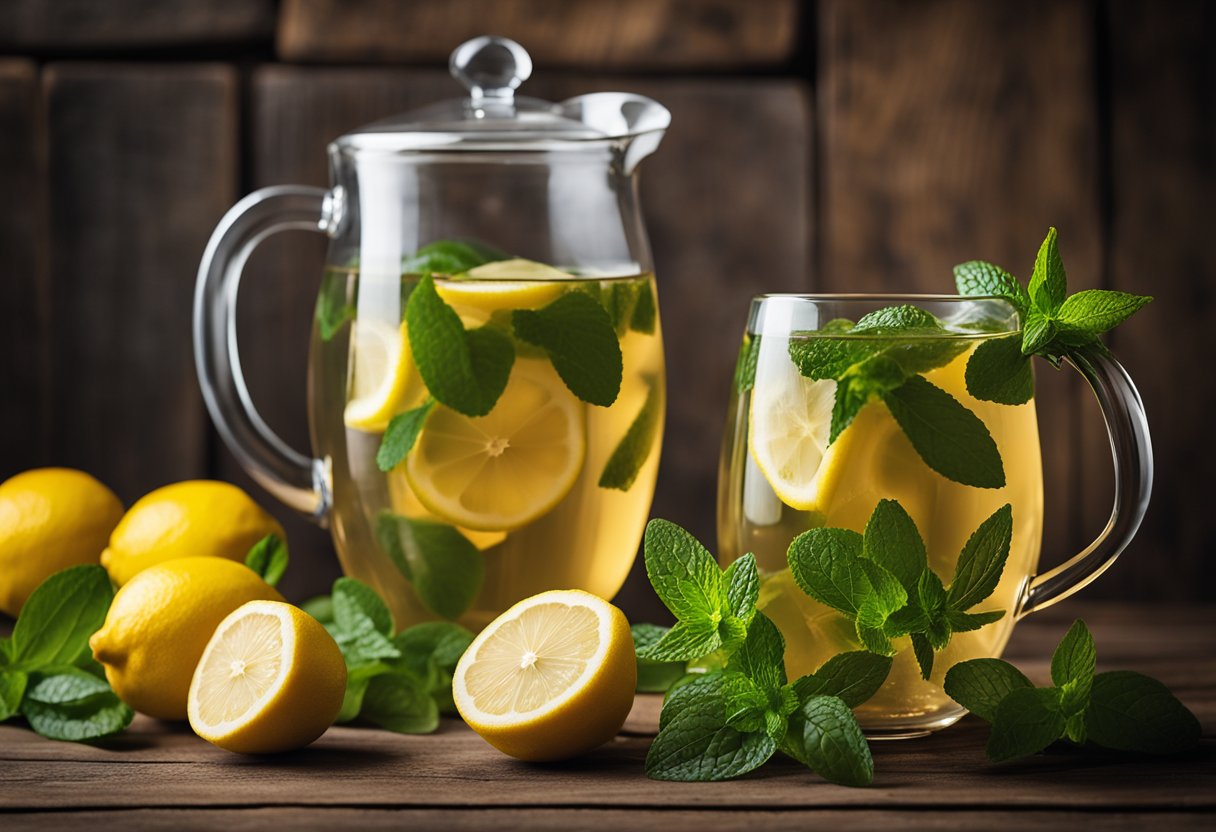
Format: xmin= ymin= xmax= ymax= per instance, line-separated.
xmin=188 ymin=600 xmax=347 ymax=754
xmin=386 ymin=474 xmax=508 ymax=550
xmin=343 ymin=318 xmax=427 ymax=432
xmin=453 ymin=589 xmax=635 ymax=761
xmin=101 ymin=480 xmax=284 ymax=586
xmin=0 ymin=468 xmax=123 ymax=617
xmin=89 ymin=557 xmax=284 ymax=720
xmin=434 ymin=258 xmax=568 ymax=317
xmin=406 ymin=359 xmax=586 ymax=531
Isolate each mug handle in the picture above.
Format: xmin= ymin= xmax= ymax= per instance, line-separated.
xmin=193 ymin=185 xmax=341 ymax=524
xmin=1017 ymin=343 xmax=1153 ymax=616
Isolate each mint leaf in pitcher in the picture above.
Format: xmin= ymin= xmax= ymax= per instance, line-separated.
xmin=375 ymin=513 xmax=483 ymax=620
xmin=401 ymin=240 xmax=509 ymax=276
xmin=599 ymin=376 xmax=662 ymax=491
xmin=376 ymin=399 xmax=436 ymax=472
xmin=513 ymin=291 xmax=623 ymax=407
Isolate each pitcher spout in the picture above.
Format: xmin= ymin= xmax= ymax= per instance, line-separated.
xmin=555 ymin=93 xmax=670 ymax=174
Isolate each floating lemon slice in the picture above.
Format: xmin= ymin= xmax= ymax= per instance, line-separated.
xmin=434 ymin=258 xmax=569 ymax=315
xmin=453 ymin=589 xmax=636 ymax=761
xmin=187 ymin=600 xmax=346 ymax=754
xmin=386 ymin=473 xmax=508 ymax=551
xmin=343 ymin=318 xmax=427 ymax=432
xmin=747 ymin=353 xmax=853 ymax=512
xmin=406 ymin=360 xmax=585 ymax=531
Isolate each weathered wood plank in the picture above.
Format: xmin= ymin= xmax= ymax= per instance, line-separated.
xmin=0 ymin=60 xmax=47 ymax=479
xmin=43 ymin=65 xmax=237 ymax=503
xmin=0 ymin=0 xmax=275 ymax=49
xmin=1091 ymin=0 xmax=1216 ymax=601
xmin=276 ymin=0 xmax=800 ymax=70
xmin=816 ymin=0 xmax=1102 ymax=586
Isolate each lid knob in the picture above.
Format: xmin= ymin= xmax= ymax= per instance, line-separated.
xmin=450 ymin=36 xmax=533 ymax=105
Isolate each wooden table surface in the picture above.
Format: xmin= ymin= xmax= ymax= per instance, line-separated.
xmin=2 ymin=601 xmax=1212 ymax=831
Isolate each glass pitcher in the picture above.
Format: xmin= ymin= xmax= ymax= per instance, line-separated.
xmin=195 ymin=36 xmax=670 ymax=631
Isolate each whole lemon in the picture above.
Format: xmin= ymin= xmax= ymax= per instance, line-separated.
xmin=89 ymin=557 xmax=284 ymax=720
xmin=101 ymin=480 xmax=284 ymax=586
xmin=0 ymin=468 xmax=124 ymax=617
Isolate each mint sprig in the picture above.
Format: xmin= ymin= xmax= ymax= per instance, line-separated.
xmin=945 ymin=619 xmax=1199 ymax=761
xmin=0 ymin=565 xmax=133 ymax=743
xmin=631 ymin=624 xmax=690 ymax=693
xmin=788 ymin=499 xmax=1011 ymax=679
xmin=956 ymin=227 xmax=1152 ymax=403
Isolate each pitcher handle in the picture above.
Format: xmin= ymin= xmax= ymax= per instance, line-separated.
xmin=193 ymin=185 xmax=340 ymax=524
xmin=1018 ymin=343 xmax=1153 ymax=616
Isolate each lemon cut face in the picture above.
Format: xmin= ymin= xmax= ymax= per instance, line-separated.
xmin=406 ymin=360 xmax=585 ymax=531
xmin=453 ymin=590 xmax=636 ymax=761
xmin=433 ymin=258 xmax=569 ymax=315
xmin=344 ymin=319 xmax=427 ymax=432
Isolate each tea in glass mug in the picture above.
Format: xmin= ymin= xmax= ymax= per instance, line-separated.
xmin=718 ymin=295 xmax=1151 ymax=736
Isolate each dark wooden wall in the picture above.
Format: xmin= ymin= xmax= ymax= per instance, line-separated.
xmin=1 ymin=0 xmax=1211 ymax=620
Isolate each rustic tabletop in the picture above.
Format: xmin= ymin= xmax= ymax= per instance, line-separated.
xmin=1 ymin=602 xmax=1212 ymax=831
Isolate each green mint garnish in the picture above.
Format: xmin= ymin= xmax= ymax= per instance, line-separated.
xmin=359 ymin=672 xmax=440 ymax=734
xmin=243 ymin=533 xmax=289 ymax=587
xmin=316 ymin=268 xmax=355 ymax=342
xmin=789 ymin=694 xmax=874 ymax=787
xmin=956 ymin=227 xmax=1151 ymax=400
xmin=599 ymin=376 xmax=662 ymax=491
xmin=512 ymin=291 xmax=623 ymax=407
xmin=0 ymin=565 xmax=134 ymax=743
xmin=330 ymin=577 xmax=401 ymax=666
xmin=631 ymin=624 xmax=689 ymax=693
xmin=944 ymin=619 xmax=1200 ymax=761
xmin=733 ymin=333 xmax=760 ymax=394
xmin=375 ymin=399 xmax=436 ymax=472
xmin=630 ymin=282 xmax=657 ymax=334
xmin=375 ymin=513 xmax=484 ymax=620
xmin=788 ymin=500 xmax=1011 ymax=679
xmin=401 ymin=240 xmax=508 ymax=276
xmin=639 ymin=519 xmax=759 ymax=661
xmin=406 ymin=274 xmax=515 ymax=417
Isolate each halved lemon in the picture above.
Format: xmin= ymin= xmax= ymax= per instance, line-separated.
xmin=406 ymin=360 xmax=586 ymax=531
xmin=453 ymin=589 xmax=636 ymax=761
xmin=187 ymin=600 xmax=347 ymax=755
xmin=343 ymin=318 xmax=427 ymax=432
xmin=386 ymin=473 xmax=508 ymax=550
xmin=748 ymin=355 xmax=852 ymax=512
xmin=434 ymin=258 xmax=569 ymax=314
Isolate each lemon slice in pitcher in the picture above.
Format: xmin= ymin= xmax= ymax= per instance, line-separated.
xmin=406 ymin=360 xmax=585 ymax=531
xmin=453 ymin=589 xmax=636 ymax=761
xmin=343 ymin=319 xmax=427 ymax=432
xmin=435 ymin=258 xmax=569 ymax=314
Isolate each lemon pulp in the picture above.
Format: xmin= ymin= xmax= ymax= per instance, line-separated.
xmin=194 ymin=609 xmax=285 ymax=726
xmin=344 ymin=319 xmax=427 ymax=432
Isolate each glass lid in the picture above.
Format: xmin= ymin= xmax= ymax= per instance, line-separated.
xmin=334 ymin=35 xmax=671 ymax=153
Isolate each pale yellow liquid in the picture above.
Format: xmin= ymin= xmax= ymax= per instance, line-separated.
xmin=718 ymin=338 xmax=1043 ymax=734
xmin=310 ymin=271 xmax=664 ymax=631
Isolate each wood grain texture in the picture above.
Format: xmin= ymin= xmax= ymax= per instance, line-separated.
xmin=816 ymin=0 xmax=1102 ymax=584
xmin=0 ymin=0 xmax=275 ymax=49
xmin=43 ymin=64 xmax=237 ymax=503
xmin=0 ymin=60 xmax=48 ymax=479
xmin=1089 ymin=0 xmax=1216 ymax=601
xmin=276 ymin=0 xmax=799 ymax=70
xmin=0 ymin=604 xmax=1211 ymax=818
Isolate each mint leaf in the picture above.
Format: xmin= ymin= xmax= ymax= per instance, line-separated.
xmin=726 ymin=612 xmax=786 ymax=694
xmin=302 ymin=595 xmax=334 ymax=625
xmin=244 ymin=534 xmax=288 ymax=587
xmin=724 ymin=554 xmax=760 ymax=623
xmin=787 ymin=527 xmax=868 ymax=616
xmin=829 ymin=376 xmax=869 ymax=443
xmin=881 ymin=376 xmax=1005 ymax=489
xmin=407 ymin=275 xmax=514 ymax=417
xmin=599 ymin=376 xmax=662 ymax=490
xmin=316 ymin=268 xmax=355 ymax=342
xmin=632 ymin=624 xmax=688 ymax=693
xmin=862 ymin=499 xmax=926 ymax=593
xmin=331 ymin=578 xmax=401 ymax=666
xmin=1056 ymin=290 xmax=1152 ymax=335
xmin=0 ymin=670 xmax=28 ymax=721
xmin=646 ymin=673 xmax=777 ymax=781
xmin=793 ymin=651 xmax=892 ymax=709
xmin=639 ymin=619 xmax=721 ymax=663
xmin=986 ymin=686 xmax=1065 ymax=762
xmin=965 ymin=336 xmax=1035 ymax=405
xmin=1020 ymin=312 xmax=1056 ymax=356
xmin=375 ymin=513 xmax=483 ymax=620
xmin=721 ymin=673 xmax=773 ymax=735
xmin=945 ymin=609 xmax=1005 ymax=632
xmin=788 ymin=321 xmax=873 ymax=381
xmin=1051 ymin=619 xmax=1096 ymax=716
xmin=911 ymin=634 xmax=935 ymax=680
xmin=21 ymin=669 xmax=133 ymax=742
xmin=631 ymin=282 xmax=657 ymax=334
xmin=643 ymin=520 xmax=726 ymax=626
xmin=954 ymin=261 xmax=1030 ymax=313
xmin=513 ymin=292 xmax=623 ymax=407
xmin=402 ymin=240 xmax=507 ymax=276
xmin=734 ymin=333 xmax=760 ymax=394
xmin=361 ymin=672 xmax=440 ymax=734
xmin=376 ymin=399 xmax=436 ymax=472
xmin=12 ymin=565 xmax=113 ymax=671
xmin=1029 ymin=227 xmax=1067 ymax=312
xmin=1086 ymin=671 xmax=1201 ymax=754
xmin=796 ymin=695 xmax=874 ymax=787
xmin=946 ymin=504 xmax=1013 ymax=610
xmin=943 ymin=658 xmax=1033 ymax=722
xmin=336 ymin=664 xmax=383 ymax=723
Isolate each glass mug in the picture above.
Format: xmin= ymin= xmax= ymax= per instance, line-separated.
xmin=195 ymin=36 xmax=669 ymax=631
xmin=717 ymin=295 xmax=1151 ymax=737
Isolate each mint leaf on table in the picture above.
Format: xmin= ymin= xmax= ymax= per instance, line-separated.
xmin=302 ymin=595 xmax=335 ymax=626
xmin=599 ymin=376 xmax=662 ymax=490
xmin=331 ymin=577 xmax=401 ymax=666
xmin=942 ymin=658 xmax=1033 ymax=722
xmin=360 ymin=672 xmax=440 ymax=735
xmin=11 ymin=565 xmax=113 ymax=671
xmin=375 ymin=513 xmax=483 ymax=620
xmin=1051 ymin=619 xmax=1097 ymax=732
xmin=406 ymin=274 xmax=514 ymax=417
xmin=986 ymin=687 xmax=1067 ymax=762
xmin=402 ymin=240 xmax=508 ymax=276
xmin=880 ymin=376 xmax=1005 ymax=489
xmin=21 ymin=668 xmax=133 ymax=743
xmin=244 ymin=534 xmax=289 ymax=587
xmin=0 ymin=670 xmax=29 ymax=721
xmin=1086 ymin=671 xmax=1202 ymax=754
xmin=513 ymin=291 xmax=623 ymax=407
xmin=964 ymin=336 xmax=1034 ymax=405
xmin=632 ymin=624 xmax=689 ymax=693
xmin=795 ymin=695 xmax=875 ymax=787
xmin=792 ymin=651 xmax=893 ymax=709
xmin=376 ymin=399 xmax=436 ymax=472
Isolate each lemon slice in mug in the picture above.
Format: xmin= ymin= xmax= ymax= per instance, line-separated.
xmin=343 ymin=319 xmax=426 ymax=432
xmin=406 ymin=360 xmax=585 ymax=531
xmin=434 ymin=258 xmax=569 ymax=314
